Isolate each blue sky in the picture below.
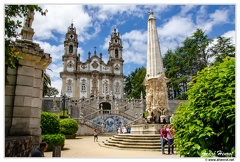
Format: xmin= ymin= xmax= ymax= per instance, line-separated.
xmin=2 ymin=2 xmax=236 ymax=97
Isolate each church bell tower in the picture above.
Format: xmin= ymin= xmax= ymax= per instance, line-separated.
xmin=60 ymin=23 xmax=79 ymax=97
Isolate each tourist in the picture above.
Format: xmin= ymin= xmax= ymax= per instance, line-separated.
xmin=117 ymin=127 xmax=121 ymax=134
xmin=122 ymin=126 xmax=127 ymax=134
xmin=166 ymin=124 xmax=175 ymax=154
xmin=127 ymin=127 xmax=131 ymax=133
xmin=160 ymin=124 xmax=168 ymax=154
xmin=93 ymin=129 xmax=98 ymax=142
xmin=31 ymin=142 xmax=48 ymax=157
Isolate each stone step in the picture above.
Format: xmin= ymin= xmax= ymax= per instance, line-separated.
xmin=113 ymin=134 xmax=160 ymax=140
xmin=101 ymin=134 xmax=176 ymax=151
xmin=106 ymin=139 xmax=162 ymax=146
xmin=103 ymin=141 xmax=161 ymax=150
xmin=109 ymin=137 xmax=160 ymax=143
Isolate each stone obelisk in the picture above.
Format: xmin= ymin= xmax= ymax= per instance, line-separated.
xmin=145 ymin=10 xmax=170 ymax=123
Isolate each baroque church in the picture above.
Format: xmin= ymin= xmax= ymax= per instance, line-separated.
xmin=60 ymin=23 xmax=124 ymax=99
xmin=41 ymin=19 xmax=182 ymax=134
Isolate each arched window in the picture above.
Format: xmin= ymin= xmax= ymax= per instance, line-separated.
xmin=81 ymin=84 xmax=86 ymax=91
xmin=67 ymin=85 xmax=72 ymax=91
xmin=69 ymin=45 xmax=73 ymax=53
xmin=115 ymin=49 xmax=118 ymax=58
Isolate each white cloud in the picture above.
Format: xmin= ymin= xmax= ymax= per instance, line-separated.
xmin=210 ymin=9 xmax=229 ymax=25
xmin=121 ymin=30 xmax=147 ymax=64
xmin=101 ymin=35 xmax=111 ymax=50
xmin=35 ymin=41 xmax=64 ymax=63
xmin=33 ymin=5 xmax=92 ymax=42
xmin=197 ymin=8 xmax=231 ymax=34
xmin=180 ymin=5 xmax=196 ymax=15
xmin=221 ymin=30 xmax=235 ymax=45
xmin=157 ymin=15 xmax=196 ymax=55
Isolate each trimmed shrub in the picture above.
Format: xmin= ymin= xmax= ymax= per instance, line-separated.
xmin=173 ymin=57 xmax=235 ymax=157
xmin=41 ymin=111 xmax=60 ymax=134
xmin=60 ymin=118 xmax=78 ymax=136
xmin=42 ymin=134 xmax=65 ymax=151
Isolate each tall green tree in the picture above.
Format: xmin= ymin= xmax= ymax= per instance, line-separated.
xmin=124 ymin=67 xmax=146 ymax=99
xmin=210 ymin=36 xmax=235 ymax=64
xmin=5 ymin=5 xmax=47 ymax=82
xmin=163 ymin=29 xmax=235 ymax=100
xmin=179 ymin=29 xmax=213 ymax=77
xmin=163 ymin=49 xmax=181 ymax=99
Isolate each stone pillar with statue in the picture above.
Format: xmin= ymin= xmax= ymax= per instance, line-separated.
xmin=5 ymin=9 xmax=52 ymax=156
xmin=131 ymin=10 xmax=171 ymax=134
xmin=144 ymin=10 xmax=171 ymax=124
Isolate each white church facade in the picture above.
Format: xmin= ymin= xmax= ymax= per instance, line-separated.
xmin=60 ymin=23 xmax=124 ymax=99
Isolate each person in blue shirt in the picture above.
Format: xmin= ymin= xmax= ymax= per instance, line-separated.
xmin=31 ymin=142 xmax=48 ymax=157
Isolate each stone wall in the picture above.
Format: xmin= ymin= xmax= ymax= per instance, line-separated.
xmin=169 ymin=100 xmax=188 ymax=113
xmin=5 ymin=136 xmax=39 ymax=157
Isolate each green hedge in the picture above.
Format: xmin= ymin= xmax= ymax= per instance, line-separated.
xmin=41 ymin=111 xmax=60 ymax=134
xmin=173 ymin=57 xmax=235 ymax=157
xmin=60 ymin=118 xmax=78 ymax=136
xmin=42 ymin=134 xmax=65 ymax=151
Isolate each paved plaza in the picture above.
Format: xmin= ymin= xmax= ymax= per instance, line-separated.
xmin=44 ymin=136 xmax=180 ymax=158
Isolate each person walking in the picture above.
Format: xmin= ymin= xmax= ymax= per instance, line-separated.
xmin=166 ymin=124 xmax=175 ymax=155
xmin=160 ymin=124 xmax=168 ymax=154
xmin=93 ymin=129 xmax=98 ymax=142
xmin=31 ymin=142 xmax=48 ymax=157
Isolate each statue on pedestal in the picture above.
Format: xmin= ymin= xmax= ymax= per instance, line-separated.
xmin=24 ymin=10 xmax=35 ymax=28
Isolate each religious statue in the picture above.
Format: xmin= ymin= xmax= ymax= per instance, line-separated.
xmin=24 ymin=10 xmax=35 ymax=28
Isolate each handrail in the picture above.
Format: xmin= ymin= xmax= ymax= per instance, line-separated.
xmin=84 ymin=119 xmax=102 ymax=132
xmin=83 ymin=110 xmax=101 ymax=120
xmin=73 ymin=118 xmax=102 ymax=132
xmin=119 ymin=111 xmax=136 ymax=121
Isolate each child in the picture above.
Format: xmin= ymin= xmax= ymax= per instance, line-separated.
xmin=93 ymin=129 xmax=98 ymax=142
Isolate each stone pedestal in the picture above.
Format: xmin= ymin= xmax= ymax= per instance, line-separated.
xmin=5 ymin=39 xmax=51 ymax=139
xmin=130 ymin=124 xmax=163 ymax=134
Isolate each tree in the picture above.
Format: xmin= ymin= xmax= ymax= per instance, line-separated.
xmin=45 ymin=87 xmax=59 ymax=97
xmin=179 ymin=29 xmax=213 ymax=77
xmin=5 ymin=5 xmax=47 ymax=82
xmin=162 ymin=29 xmax=235 ymax=99
xmin=173 ymin=57 xmax=235 ymax=157
xmin=124 ymin=67 xmax=146 ymax=99
xmin=210 ymin=36 xmax=235 ymax=64
xmin=163 ymin=49 xmax=182 ymax=99
xmin=43 ymin=71 xmax=51 ymax=97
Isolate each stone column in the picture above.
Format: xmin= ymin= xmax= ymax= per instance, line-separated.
xmin=7 ymin=39 xmax=51 ymax=141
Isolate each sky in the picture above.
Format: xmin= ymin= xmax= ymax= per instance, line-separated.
xmin=1 ymin=0 xmax=239 ymax=161
xmin=11 ymin=3 xmax=235 ymax=97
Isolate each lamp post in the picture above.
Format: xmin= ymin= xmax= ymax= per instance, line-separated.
xmin=62 ymin=94 xmax=67 ymax=118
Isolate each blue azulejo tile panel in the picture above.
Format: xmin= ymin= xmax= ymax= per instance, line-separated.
xmin=92 ymin=115 xmax=131 ymax=132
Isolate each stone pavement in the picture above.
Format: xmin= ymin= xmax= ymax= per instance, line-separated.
xmin=44 ymin=135 xmax=180 ymax=158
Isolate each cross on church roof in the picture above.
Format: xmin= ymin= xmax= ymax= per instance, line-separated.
xmin=94 ymin=46 xmax=97 ymax=55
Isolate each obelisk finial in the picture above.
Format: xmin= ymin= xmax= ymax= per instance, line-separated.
xmin=148 ymin=10 xmax=154 ymax=15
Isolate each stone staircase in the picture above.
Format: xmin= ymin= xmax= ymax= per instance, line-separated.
xmin=100 ymin=134 xmax=170 ymax=151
